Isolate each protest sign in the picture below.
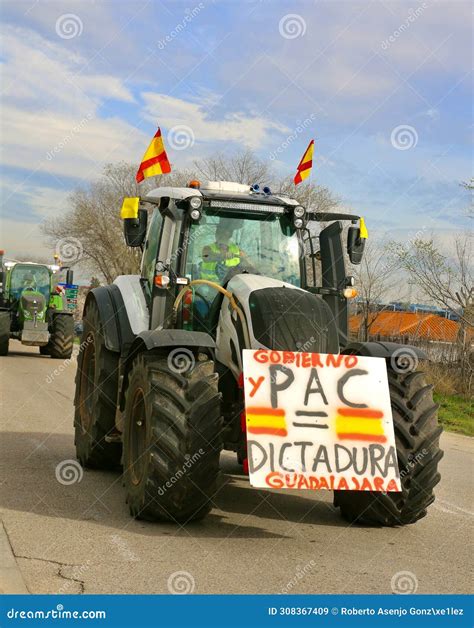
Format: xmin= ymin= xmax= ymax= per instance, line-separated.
xmin=242 ymin=350 xmax=401 ymax=492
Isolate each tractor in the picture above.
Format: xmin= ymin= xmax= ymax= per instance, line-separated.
xmin=73 ymin=180 xmax=442 ymax=526
xmin=0 ymin=251 xmax=76 ymax=358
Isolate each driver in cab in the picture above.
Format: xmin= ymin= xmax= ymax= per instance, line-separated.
xmin=200 ymin=222 xmax=244 ymax=283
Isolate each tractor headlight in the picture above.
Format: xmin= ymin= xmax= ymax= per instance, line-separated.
xmin=189 ymin=196 xmax=202 ymax=209
xmin=188 ymin=196 xmax=202 ymax=220
xmin=294 ymin=205 xmax=305 ymax=218
xmin=294 ymin=217 xmax=304 ymax=229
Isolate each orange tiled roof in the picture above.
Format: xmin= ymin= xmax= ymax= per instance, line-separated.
xmin=349 ymin=311 xmax=463 ymax=342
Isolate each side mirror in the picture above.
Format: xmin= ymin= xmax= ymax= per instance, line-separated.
xmin=124 ymin=209 xmax=148 ymax=247
xmin=347 ymin=227 xmax=365 ymax=264
xmin=347 ymin=218 xmax=368 ymax=265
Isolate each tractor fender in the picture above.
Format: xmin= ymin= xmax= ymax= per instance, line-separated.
xmin=83 ymin=285 xmax=135 ymax=354
xmin=117 ymin=329 xmax=216 ymax=416
xmin=342 ymin=341 xmax=428 ymax=360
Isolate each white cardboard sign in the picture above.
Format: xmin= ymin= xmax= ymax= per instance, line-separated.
xmin=242 ymin=350 xmax=401 ymax=492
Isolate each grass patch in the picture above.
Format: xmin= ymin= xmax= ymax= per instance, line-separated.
xmin=434 ymin=393 xmax=473 ymax=437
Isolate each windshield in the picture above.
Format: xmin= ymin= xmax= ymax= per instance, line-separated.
xmin=10 ymin=264 xmax=50 ymax=301
xmin=185 ymin=209 xmax=302 ymax=287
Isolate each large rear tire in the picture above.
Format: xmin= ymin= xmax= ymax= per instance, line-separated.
xmin=123 ymin=352 xmax=222 ymax=522
xmin=334 ymin=367 xmax=443 ymax=526
xmin=48 ymin=314 xmax=74 ymax=359
xmin=74 ymin=300 xmax=121 ymax=469
xmin=0 ymin=312 xmax=10 ymax=356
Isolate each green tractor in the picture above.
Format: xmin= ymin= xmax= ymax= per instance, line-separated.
xmin=73 ymin=180 xmax=442 ymax=526
xmin=0 ymin=251 xmax=76 ymax=358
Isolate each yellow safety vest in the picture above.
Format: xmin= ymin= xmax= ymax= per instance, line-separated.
xmin=201 ymin=242 xmax=240 ymax=282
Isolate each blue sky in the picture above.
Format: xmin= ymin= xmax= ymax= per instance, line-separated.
xmin=0 ymin=0 xmax=471 ymax=258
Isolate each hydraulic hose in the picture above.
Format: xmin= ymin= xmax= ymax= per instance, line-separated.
xmin=173 ymin=279 xmax=251 ymax=349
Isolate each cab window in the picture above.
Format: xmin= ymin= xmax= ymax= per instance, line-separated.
xmin=141 ymin=208 xmax=164 ymax=294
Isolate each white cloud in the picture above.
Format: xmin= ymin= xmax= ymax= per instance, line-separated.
xmin=1 ymin=25 xmax=134 ymax=114
xmin=141 ymin=92 xmax=290 ymax=149
xmin=0 ymin=25 xmax=146 ymax=179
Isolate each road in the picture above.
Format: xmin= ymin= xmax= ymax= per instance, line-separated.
xmin=0 ymin=344 xmax=472 ymax=595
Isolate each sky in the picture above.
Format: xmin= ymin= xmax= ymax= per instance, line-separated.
xmin=0 ymin=0 xmax=472 ymax=261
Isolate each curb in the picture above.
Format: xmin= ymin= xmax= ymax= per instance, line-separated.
xmin=0 ymin=520 xmax=29 ymax=594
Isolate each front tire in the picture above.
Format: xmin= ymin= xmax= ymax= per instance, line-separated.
xmin=48 ymin=314 xmax=74 ymax=359
xmin=74 ymin=301 xmax=121 ymax=469
xmin=123 ymin=352 xmax=222 ymax=523
xmin=334 ymin=367 xmax=443 ymax=526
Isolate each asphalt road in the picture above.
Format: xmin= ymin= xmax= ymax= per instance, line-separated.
xmin=0 ymin=344 xmax=472 ymax=595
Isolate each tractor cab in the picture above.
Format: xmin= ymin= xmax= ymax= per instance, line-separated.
xmin=8 ymin=263 xmax=50 ymax=330
xmin=121 ymin=179 xmax=367 ymax=346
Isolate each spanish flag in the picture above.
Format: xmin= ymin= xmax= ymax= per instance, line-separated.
xmin=335 ymin=408 xmax=387 ymax=444
xmin=246 ymin=407 xmax=287 ymax=437
xmin=293 ymin=139 xmax=314 ymax=185
xmin=135 ymin=127 xmax=171 ymax=183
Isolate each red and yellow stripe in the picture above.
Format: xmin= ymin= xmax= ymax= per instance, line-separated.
xmin=136 ymin=127 xmax=171 ymax=183
xmin=335 ymin=407 xmax=387 ymax=443
xmin=293 ymin=139 xmax=314 ymax=185
xmin=246 ymin=407 xmax=287 ymax=437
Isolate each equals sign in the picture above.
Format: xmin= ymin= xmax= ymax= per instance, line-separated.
xmin=293 ymin=411 xmax=329 ymax=429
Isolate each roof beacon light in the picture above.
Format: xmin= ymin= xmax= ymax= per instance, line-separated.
xmin=188 ymin=180 xmax=201 ymax=189
xmin=251 ymin=184 xmax=260 ymax=193
xmin=263 ymin=186 xmax=271 ymax=195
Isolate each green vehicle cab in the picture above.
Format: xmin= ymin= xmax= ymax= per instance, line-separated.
xmin=0 ymin=258 xmax=76 ymax=358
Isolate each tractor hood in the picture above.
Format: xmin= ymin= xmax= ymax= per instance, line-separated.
xmin=20 ymin=290 xmax=47 ymax=321
xmin=216 ymin=273 xmax=339 ymax=378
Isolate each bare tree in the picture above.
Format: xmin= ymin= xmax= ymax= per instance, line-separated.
xmin=393 ymin=236 xmax=473 ymax=326
xmin=193 ymin=150 xmax=271 ymax=185
xmin=42 ymin=152 xmax=340 ymax=283
xmin=393 ymin=234 xmax=473 ymax=394
xmin=42 ymin=163 xmax=195 ymax=282
xmin=353 ymin=241 xmax=399 ymax=341
xmin=273 ymin=175 xmax=339 ymax=213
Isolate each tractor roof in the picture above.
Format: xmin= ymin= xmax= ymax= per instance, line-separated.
xmin=145 ymin=180 xmax=299 ymax=208
xmin=145 ymin=182 xmax=361 ymax=222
